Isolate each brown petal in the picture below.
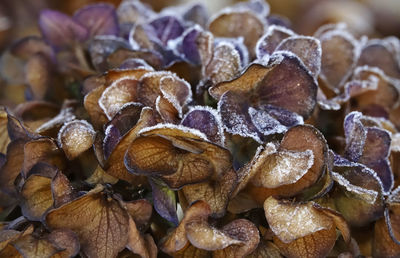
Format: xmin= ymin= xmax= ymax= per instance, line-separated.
xmin=137 ymin=71 xmax=171 ymax=107
xmin=159 ymin=201 xmax=211 ymax=254
xmin=20 ymin=174 xmax=53 ymax=221
xmin=275 ymin=36 xmax=322 ymax=78
xmin=57 ymin=120 xmax=95 ymax=160
xmin=159 ymin=74 xmax=192 ymax=108
xmin=185 ymin=220 xmax=242 ymax=251
xmin=209 ymin=10 xmax=265 ymax=57
xmin=0 ymin=139 xmax=26 ymax=195
xmin=213 ymin=219 xmax=260 ymax=258
xmin=352 ymin=66 xmax=399 ymax=111
xmin=126 ymin=217 xmax=157 ymax=258
xmin=373 ymin=204 xmax=400 ymax=257
xmin=125 ymin=125 xmax=232 ymax=189
xmin=0 ymin=109 xmax=10 ymax=154
xmin=246 ymin=239 xmax=283 ymax=258
xmin=47 ymin=229 xmax=80 ymax=258
xmin=156 ymin=96 xmax=180 ymax=124
xmin=209 ymin=63 xmax=271 ymax=100
xmin=173 ymin=244 xmax=211 ymax=258
xmin=84 ymin=84 xmax=109 ymax=128
xmin=45 ymin=185 xmax=130 ymax=258
xmin=51 ymin=171 xmax=75 ymax=208
xmin=11 ymin=234 xmax=61 ymax=258
xmin=318 ymin=29 xmax=358 ymax=92
xmin=332 ymin=165 xmax=384 ymax=226
xmin=264 ymin=197 xmax=333 ymax=243
xmin=182 ymin=168 xmax=237 ymax=218
xmin=256 ymin=25 xmax=294 ymax=59
xmin=98 ymin=77 xmax=139 ymax=119
xmin=107 ymin=48 xmax=163 ymax=69
xmin=205 ymin=42 xmax=241 ymax=85
xmin=277 ymin=125 xmax=328 ymax=195
xmin=105 ymin=107 xmax=156 ymax=184
xmin=85 ymin=165 xmax=118 ymax=185
xmin=273 ymin=223 xmax=336 ymax=258
xmin=123 ymin=199 xmax=153 ymax=230
xmin=250 ymin=149 xmax=314 ymax=188
xmin=25 ymin=54 xmax=51 ymax=100
xmin=358 ymin=40 xmax=400 ymax=79
xmin=22 ymin=138 xmax=65 ymax=178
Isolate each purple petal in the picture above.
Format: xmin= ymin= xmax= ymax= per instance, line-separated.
xmin=257 ymin=53 xmax=318 ymax=119
xmin=181 ymin=107 xmax=224 ymax=145
xmin=103 ymin=103 xmax=144 ymax=160
xmin=150 ymin=16 xmax=184 ymax=46
xmin=248 ymin=107 xmax=286 ymax=136
xmin=275 ymin=36 xmax=322 ymax=78
xmin=119 ymin=58 xmax=153 ymax=70
xmin=256 ymin=25 xmax=294 ymax=60
xmin=103 ymin=125 xmax=120 ymax=160
xmin=258 ymin=104 xmax=304 ymax=128
xmin=177 ymin=26 xmax=202 ymax=65
xmin=39 ymin=9 xmax=88 ymax=50
xmin=368 ymin=159 xmax=393 ymax=194
xmin=360 ymin=127 xmax=391 ymax=164
xmin=215 ymin=37 xmax=249 ymax=67
xmin=183 ymin=4 xmax=208 ymax=28
xmin=150 ymin=178 xmax=178 ymax=226
xmin=74 ymin=4 xmax=119 ymax=37
xmin=218 ymin=91 xmax=262 ymax=143
xmin=343 ymin=112 xmax=366 ymax=162
xmin=267 ymin=14 xmax=292 ymax=29
xmin=89 ymin=36 xmax=130 ymax=72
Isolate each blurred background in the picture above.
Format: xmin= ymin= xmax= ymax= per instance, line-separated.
xmin=0 ymin=0 xmax=400 ymax=54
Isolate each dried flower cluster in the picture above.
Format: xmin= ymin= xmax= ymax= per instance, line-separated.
xmin=0 ymin=0 xmax=399 ymax=257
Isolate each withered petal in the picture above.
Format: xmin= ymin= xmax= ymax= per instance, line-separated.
xmin=45 ymin=185 xmax=130 ymax=258
xmin=57 ymin=120 xmax=95 ymax=160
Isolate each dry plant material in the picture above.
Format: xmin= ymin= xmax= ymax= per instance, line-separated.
xmin=0 ymin=0 xmax=400 ymax=257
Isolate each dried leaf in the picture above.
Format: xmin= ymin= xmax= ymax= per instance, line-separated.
xmin=256 ymin=25 xmax=294 ymax=60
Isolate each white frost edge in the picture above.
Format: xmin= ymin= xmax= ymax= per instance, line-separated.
xmin=57 ymin=119 xmax=95 ymax=149
xmin=275 ymin=35 xmax=322 ymax=78
xmin=138 ymin=123 xmax=209 ymax=141
xmin=182 ymin=105 xmax=226 ymax=146
xmin=255 ymin=24 xmax=295 ymax=60
xmin=98 ymin=75 xmax=139 ymax=120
